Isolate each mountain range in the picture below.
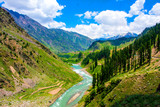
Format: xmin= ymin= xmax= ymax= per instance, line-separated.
xmin=95 ymin=32 xmax=138 ymax=41
xmin=89 ymin=35 xmax=137 ymax=51
xmin=6 ymin=9 xmax=93 ymax=53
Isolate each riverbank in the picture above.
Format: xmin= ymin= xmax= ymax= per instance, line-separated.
xmin=76 ymin=63 xmax=92 ymax=76
xmin=50 ymin=64 xmax=92 ymax=107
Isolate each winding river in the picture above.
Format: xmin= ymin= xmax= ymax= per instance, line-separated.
xmin=50 ymin=64 xmax=92 ymax=107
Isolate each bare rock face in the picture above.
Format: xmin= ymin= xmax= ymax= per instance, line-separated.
xmin=0 ymin=89 xmax=13 ymax=97
xmin=23 ymin=78 xmax=35 ymax=88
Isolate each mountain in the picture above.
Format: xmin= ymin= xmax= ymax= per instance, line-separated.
xmin=79 ymin=23 xmax=160 ymax=107
xmin=89 ymin=36 xmax=136 ymax=51
xmin=0 ymin=7 xmax=81 ymax=106
xmin=95 ymin=32 xmax=138 ymax=41
xmin=94 ymin=38 xmax=107 ymax=41
xmin=123 ymin=32 xmax=138 ymax=38
xmin=106 ymin=35 xmax=123 ymax=40
xmin=107 ymin=32 xmax=137 ymax=40
xmin=6 ymin=9 xmax=93 ymax=53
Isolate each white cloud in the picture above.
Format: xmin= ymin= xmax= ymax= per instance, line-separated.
xmin=46 ymin=21 xmax=66 ymax=28
xmin=1 ymin=0 xmax=65 ymax=28
xmin=84 ymin=11 xmax=98 ymax=19
xmin=62 ymin=24 xmax=104 ymax=39
xmin=2 ymin=0 xmax=160 ymax=39
xmin=64 ymin=10 xmax=130 ymax=39
xmin=149 ymin=3 xmax=160 ymax=15
xmin=129 ymin=13 xmax=160 ymax=33
xmin=129 ymin=0 xmax=145 ymax=15
xmin=81 ymin=20 xmax=85 ymax=23
xmin=94 ymin=10 xmax=129 ymax=26
xmin=63 ymin=2 xmax=160 ymax=39
xmin=63 ymin=0 xmax=160 ymax=39
xmin=75 ymin=14 xmax=83 ymax=17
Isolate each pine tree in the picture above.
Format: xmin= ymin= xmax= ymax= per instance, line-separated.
xmin=134 ymin=55 xmax=136 ymax=71
xmin=92 ymin=73 xmax=96 ymax=88
xmin=139 ymin=47 xmax=143 ymax=66
xmin=147 ymin=40 xmax=151 ymax=64
xmin=95 ymin=58 xmax=98 ymax=67
xmin=129 ymin=44 xmax=133 ymax=58
xmin=123 ymin=58 xmax=126 ymax=72
xmin=78 ymin=52 xmax=83 ymax=59
xmin=158 ymin=34 xmax=160 ymax=50
xmin=127 ymin=59 xmax=130 ymax=71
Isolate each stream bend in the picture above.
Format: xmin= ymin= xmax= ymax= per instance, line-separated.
xmin=50 ymin=64 xmax=92 ymax=107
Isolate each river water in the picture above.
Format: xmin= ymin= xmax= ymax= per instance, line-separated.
xmin=50 ymin=64 xmax=92 ymax=107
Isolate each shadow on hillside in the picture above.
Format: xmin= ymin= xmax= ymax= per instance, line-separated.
xmin=111 ymin=94 xmax=160 ymax=107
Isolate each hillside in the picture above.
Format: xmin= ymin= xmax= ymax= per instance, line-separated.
xmin=7 ymin=9 xmax=93 ymax=53
xmin=0 ymin=7 xmax=82 ymax=106
xmin=78 ymin=23 xmax=160 ymax=107
xmin=78 ymin=55 xmax=160 ymax=107
xmin=88 ymin=37 xmax=136 ymax=51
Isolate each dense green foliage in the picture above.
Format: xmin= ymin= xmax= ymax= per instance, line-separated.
xmin=82 ymin=23 xmax=160 ymax=106
xmin=58 ymin=52 xmax=84 ymax=65
xmin=7 ymin=9 xmax=93 ymax=53
xmin=88 ymin=37 xmax=136 ymax=51
xmin=112 ymin=94 xmax=160 ymax=107
xmin=82 ymin=48 xmax=110 ymax=66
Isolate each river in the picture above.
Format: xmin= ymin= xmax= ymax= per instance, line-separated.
xmin=50 ymin=64 xmax=92 ymax=107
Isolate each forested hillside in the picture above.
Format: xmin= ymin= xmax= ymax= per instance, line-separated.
xmin=79 ymin=23 xmax=160 ymax=107
xmin=88 ymin=37 xmax=136 ymax=51
xmin=0 ymin=7 xmax=81 ymax=106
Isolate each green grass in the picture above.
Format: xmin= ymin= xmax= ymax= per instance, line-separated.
xmin=112 ymin=94 xmax=160 ymax=107
xmin=78 ymin=57 xmax=160 ymax=107
xmin=0 ymin=8 xmax=82 ymax=106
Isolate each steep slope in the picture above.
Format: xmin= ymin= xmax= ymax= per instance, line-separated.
xmin=89 ymin=37 xmax=136 ymax=51
xmin=79 ymin=57 xmax=160 ymax=107
xmin=78 ymin=23 xmax=160 ymax=107
xmin=7 ymin=9 xmax=93 ymax=53
xmin=0 ymin=8 xmax=81 ymax=106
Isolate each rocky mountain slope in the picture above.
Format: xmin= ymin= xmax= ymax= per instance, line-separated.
xmin=0 ymin=7 xmax=81 ymax=106
xmin=7 ymin=9 xmax=93 ymax=53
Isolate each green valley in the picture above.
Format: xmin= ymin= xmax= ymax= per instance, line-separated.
xmin=1 ymin=0 xmax=160 ymax=107
xmin=77 ymin=23 xmax=160 ymax=107
xmin=0 ymin=7 xmax=82 ymax=106
xmin=7 ymin=9 xmax=93 ymax=53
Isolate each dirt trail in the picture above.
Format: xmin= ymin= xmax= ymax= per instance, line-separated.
xmin=19 ymin=95 xmax=26 ymax=99
xmin=31 ymin=82 xmax=62 ymax=95
xmin=19 ymin=81 xmax=62 ymax=99
xmin=48 ymin=88 xmax=62 ymax=95
xmin=10 ymin=66 xmax=19 ymax=77
xmin=48 ymin=83 xmax=64 ymax=95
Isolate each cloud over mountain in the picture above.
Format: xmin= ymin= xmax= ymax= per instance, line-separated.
xmin=0 ymin=0 xmax=66 ymax=28
xmin=63 ymin=0 xmax=160 ymax=39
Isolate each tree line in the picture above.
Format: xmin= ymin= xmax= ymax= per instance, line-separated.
xmin=83 ymin=23 xmax=160 ymax=106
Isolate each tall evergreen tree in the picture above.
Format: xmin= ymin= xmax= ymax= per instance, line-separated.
xmin=147 ymin=40 xmax=151 ymax=64
xmin=92 ymin=73 xmax=96 ymax=88
xmin=158 ymin=34 xmax=160 ymax=50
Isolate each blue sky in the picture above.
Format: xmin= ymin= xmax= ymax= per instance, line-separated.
xmin=55 ymin=0 xmax=135 ymax=27
xmin=1 ymin=0 xmax=160 ymax=39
